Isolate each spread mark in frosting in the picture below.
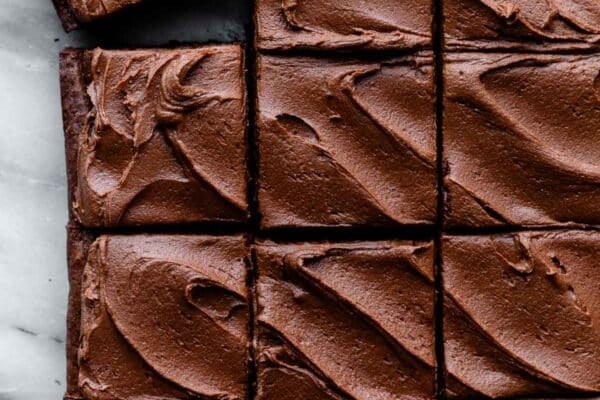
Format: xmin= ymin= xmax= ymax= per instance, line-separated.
xmin=74 ymin=48 xmax=247 ymax=227
xmin=256 ymin=242 xmax=436 ymax=399
xmin=78 ymin=235 xmax=248 ymax=400
xmin=444 ymin=232 xmax=600 ymax=398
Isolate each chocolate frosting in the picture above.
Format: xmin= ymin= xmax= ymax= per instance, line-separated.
xmin=78 ymin=234 xmax=249 ymax=400
xmin=445 ymin=0 xmax=600 ymax=50
xmin=256 ymin=0 xmax=432 ymax=51
xmin=74 ymin=47 xmax=247 ymax=227
xmin=67 ymin=0 xmax=142 ymax=22
xmin=444 ymin=53 xmax=600 ymax=228
xmin=255 ymin=241 xmax=435 ymax=399
xmin=443 ymin=232 xmax=600 ymax=398
xmin=258 ymin=54 xmax=437 ymax=228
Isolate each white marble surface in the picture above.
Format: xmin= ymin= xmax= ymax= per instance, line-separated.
xmin=0 ymin=1 xmax=246 ymax=398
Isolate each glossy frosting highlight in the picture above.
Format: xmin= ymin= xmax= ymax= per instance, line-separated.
xmin=78 ymin=234 xmax=249 ymax=400
xmin=445 ymin=0 xmax=600 ymax=50
xmin=256 ymin=0 xmax=432 ymax=51
xmin=444 ymin=53 xmax=600 ymax=228
xmin=74 ymin=47 xmax=247 ymax=227
xmin=444 ymin=232 xmax=600 ymax=398
xmin=255 ymin=241 xmax=436 ymax=399
xmin=258 ymin=54 xmax=437 ymax=228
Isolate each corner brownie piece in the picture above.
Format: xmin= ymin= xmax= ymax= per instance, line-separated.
xmin=443 ymin=232 xmax=600 ymax=398
xmin=254 ymin=240 xmax=436 ymax=399
xmin=257 ymin=54 xmax=437 ymax=229
xmin=444 ymin=53 xmax=600 ymax=228
xmin=67 ymin=233 xmax=249 ymax=400
xmin=444 ymin=0 xmax=600 ymax=51
xmin=60 ymin=46 xmax=248 ymax=228
xmin=256 ymin=0 xmax=433 ymax=51
xmin=53 ymin=0 xmax=144 ymax=31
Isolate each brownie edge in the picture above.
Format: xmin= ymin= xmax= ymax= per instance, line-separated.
xmin=65 ymin=225 xmax=95 ymax=400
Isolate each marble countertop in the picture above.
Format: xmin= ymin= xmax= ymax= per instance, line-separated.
xmin=0 ymin=1 xmax=247 ymax=398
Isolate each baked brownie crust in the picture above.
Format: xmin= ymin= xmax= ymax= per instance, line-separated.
xmin=257 ymin=53 xmax=437 ymax=229
xmin=65 ymin=226 xmax=96 ymax=400
xmin=254 ymin=241 xmax=436 ymax=399
xmin=60 ymin=46 xmax=248 ymax=228
xmin=444 ymin=231 xmax=600 ymax=398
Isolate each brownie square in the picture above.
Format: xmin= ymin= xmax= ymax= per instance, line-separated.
xmin=66 ymin=232 xmax=249 ymax=400
xmin=254 ymin=240 xmax=436 ymax=399
xmin=443 ymin=232 xmax=600 ymax=398
xmin=255 ymin=0 xmax=433 ymax=51
xmin=443 ymin=53 xmax=600 ymax=228
xmin=53 ymin=0 xmax=144 ymax=31
xmin=257 ymin=54 xmax=437 ymax=229
xmin=444 ymin=0 xmax=600 ymax=51
xmin=60 ymin=46 xmax=248 ymax=228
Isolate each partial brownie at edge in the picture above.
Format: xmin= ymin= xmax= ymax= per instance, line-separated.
xmin=444 ymin=0 xmax=600 ymax=51
xmin=256 ymin=0 xmax=433 ymax=51
xmin=60 ymin=46 xmax=248 ymax=228
xmin=66 ymin=232 xmax=249 ymax=400
xmin=254 ymin=240 xmax=436 ymax=400
xmin=257 ymin=53 xmax=437 ymax=229
xmin=444 ymin=52 xmax=600 ymax=228
xmin=443 ymin=231 xmax=600 ymax=398
xmin=52 ymin=0 xmax=144 ymax=31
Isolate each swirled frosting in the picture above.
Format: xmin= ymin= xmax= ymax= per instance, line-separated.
xmin=444 ymin=53 xmax=600 ymax=228
xmin=444 ymin=232 xmax=600 ymax=398
xmin=74 ymin=47 xmax=247 ymax=227
xmin=257 ymin=54 xmax=437 ymax=228
xmin=445 ymin=0 xmax=600 ymax=50
xmin=67 ymin=0 xmax=143 ymax=22
xmin=78 ymin=234 xmax=249 ymax=400
xmin=256 ymin=0 xmax=432 ymax=51
xmin=255 ymin=241 xmax=436 ymax=399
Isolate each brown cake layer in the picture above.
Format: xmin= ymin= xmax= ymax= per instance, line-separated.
xmin=443 ymin=231 xmax=600 ymax=398
xmin=66 ymin=230 xmax=250 ymax=400
xmin=255 ymin=0 xmax=433 ymax=52
xmin=254 ymin=240 xmax=436 ymax=400
xmin=60 ymin=46 xmax=248 ymax=228
xmin=52 ymin=0 xmax=144 ymax=31
xmin=257 ymin=53 xmax=437 ymax=229
xmin=444 ymin=0 xmax=600 ymax=51
xmin=443 ymin=52 xmax=600 ymax=229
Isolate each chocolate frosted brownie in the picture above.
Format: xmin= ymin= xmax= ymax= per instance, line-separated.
xmin=444 ymin=0 xmax=600 ymax=51
xmin=254 ymin=240 xmax=436 ymax=400
xmin=257 ymin=53 xmax=437 ymax=229
xmin=60 ymin=46 xmax=248 ymax=228
xmin=67 ymin=231 xmax=250 ymax=400
xmin=443 ymin=231 xmax=600 ymax=398
xmin=255 ymin=0 xmax=433 ymax=52
xmin=443 ymin=52 xmax=600 ymax=228
xmin=53 ymin=0 xmax=144 ymax=31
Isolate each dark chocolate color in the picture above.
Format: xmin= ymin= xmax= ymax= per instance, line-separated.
xmin=255 ymin=0 xmax=433 ymax=51
xmin=257 ymin=54 xmax=437 ymax=229
xmin=69 ymin=233 xmax=249 ymax=400
xmin=52 ymin=0 xmax=144 ymax=31
xmin=60 ymin=46 xmax=248 ymax=228
xmin=444 ymin=231 xmax=600 ymax=398
xmin=255 ymin=241 xmax=436 ymax=400
xmin=445 ymin=0 xmax=600 ymax=51
xmin=444 ymin=52 xmax=600 ymax=228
